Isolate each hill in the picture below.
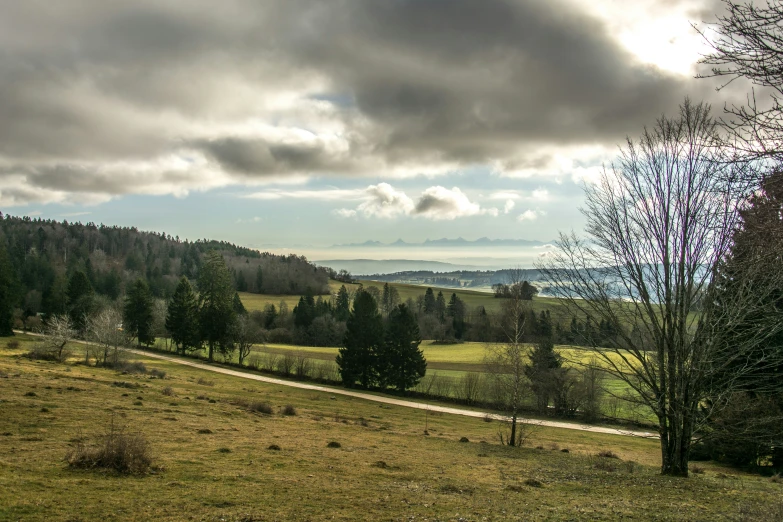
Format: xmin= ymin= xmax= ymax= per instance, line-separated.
xmin=0 ymin=213 xmax=331 ymax=318
xmin=1 ymin=335 xmax=780 ymax=521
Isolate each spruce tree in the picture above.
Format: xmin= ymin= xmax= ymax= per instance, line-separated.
xmin=0 ymin=242 xmax=16 ymax=336
xmin=525 ymin=336 xmax=562 ymax=413
xmin=336 ymin=289 xmax=384 ymax=388
xmin=124 ymin=278 xmax=155 ymax=347
xmin=233 ymin=292 xmax=248 ymax=316
xmin=198 ymin=250 xmax=236 ymax=361
xmin=423 ymin=287 xmax=436 ymax=315
xmin=166 ymin=276 xmax=201 ymax=354
xmin=381 ymin=304 xmax=426 ymax=391
xmin=335 ymin=285 xmax=350 ymax=321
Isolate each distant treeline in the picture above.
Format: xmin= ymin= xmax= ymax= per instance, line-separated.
xmin=364 ymin=268 xmax=542 ymax=288
xmin=0 ymin=213 xmax=330 ymax=319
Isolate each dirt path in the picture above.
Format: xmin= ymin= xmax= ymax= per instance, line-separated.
xmin=16 ymin=331 xmax=657 ymax=439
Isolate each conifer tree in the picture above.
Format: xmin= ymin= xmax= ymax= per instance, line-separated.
xmin=166 ymin=276 xmax=201 ymax=354
xmin=336 ymin=289 xmax=384 ymax=388
xmin=380 ymin=304 xmax=426 ymax=391
xmin=67 ymin=270 xmax=95 ymax=332
xmin=198 ymin=250 xmax=235 ymax=361
xmin=124 ymin=278 xmax=155 ymax=347
xmin=335 ymin=285 xmax=350 ymax=321
xmin=0 ymin=242 xmax=16 ymax=336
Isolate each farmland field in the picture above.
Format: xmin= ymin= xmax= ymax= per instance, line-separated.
xmin=1 ymin=334 xmax=781 ymax=521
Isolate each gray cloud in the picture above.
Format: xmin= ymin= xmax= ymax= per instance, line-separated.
xmin=0 ymin=0 xmax=728 ymax=204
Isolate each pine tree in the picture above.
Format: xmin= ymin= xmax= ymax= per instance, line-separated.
xmin=0 ymin=242 xmax=16 ymax=336
xmin=525 ymin=337 xmax=562 ymax=414
xmin=124 ymin=278 xmax=155 ymax=347
xmin=198 ymin=250 xmax=236 ymax=361
xmin=166 ymin=276 xmax=200 ymax=354
xmin=446 ymin=293 xmax=466 ymax=339
xmin=336 ymin=289 xmax=384 ymax=388
xmin=381 ymin=304 xmax=426 ymax=391
xmin=335 ymin=285 xmax=350 ymax=321
xmin=233 ymin=292 xmax=248 ymax=316
xmin=236 ymin=270 xmax=248 ymax=292
xmin=435 ymin=291 xmax=446 ymax=322
xmin=423 ymin=287 xmax=436 ymax=315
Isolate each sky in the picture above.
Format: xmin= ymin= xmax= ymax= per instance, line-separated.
xmin=0 ymin=0 xmax=751 ymax=259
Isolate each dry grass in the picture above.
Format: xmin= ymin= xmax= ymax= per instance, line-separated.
xmin=1 ymin=334 xmax=781 ymax=521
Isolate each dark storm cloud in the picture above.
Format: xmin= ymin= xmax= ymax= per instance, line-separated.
xmin=0 ymin=0 xmax=725 ymax=203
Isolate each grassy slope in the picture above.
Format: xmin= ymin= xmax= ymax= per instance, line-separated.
xmin=1 ymin=335 xmax=781 ymax=521
xmin=239 ymin=279 xmax=568 ymax=315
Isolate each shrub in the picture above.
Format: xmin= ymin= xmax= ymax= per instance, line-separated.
xmin=66 ymin=423 xmax=153 ymax=474
xmin=149 ymin=368 xmax=166 ymax=379
xmin=217 ymin=447 xmax=232 ymax=453
xmin=6 ymin=340 xmax=20 ymax=349
xmin=327 ymin=441 xmax=341 ymax=448
xmin=197 ymin=377 xmax=215 ymax=386
xmin=26 ymin=342 xmax=65 ymax=361
xmin=24 ymin=391 xmax=37 ymax=397
xmin=598 ymin=450 xmax=619 ymax=459
xmin=282 ymin=404 xmax=297 ymax=416
xmin=110 ymin=360 xmax=147 ymax=374
xmin=524 ymin=478 xmax=544 ymax=488
xmin=197 ymin=429 xmax=213 ymax=434
xmin=267 ymin=444 xmax=281 ymax=451
xmin=459 ymin=437 xmax=470 ymax=443
xmin=691 ymin=465 xmax=706 ymax=474
xmin=249 ymin=402 xmax=273 ymax=414
xmin=161 ymin=386 xmax=175 ymax=397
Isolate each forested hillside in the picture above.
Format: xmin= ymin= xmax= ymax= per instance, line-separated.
xmin=0 ymin=213 xmax=330 ymax=319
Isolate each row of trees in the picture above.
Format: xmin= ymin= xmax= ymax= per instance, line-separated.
xmin=336 ymin=289 xmax=427 ymax=392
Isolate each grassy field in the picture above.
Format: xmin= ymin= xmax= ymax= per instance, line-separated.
xmin=2 ymin=334 xmax=780 ymax=521
xmin=239 ymin=279 xmax=569 ymax=316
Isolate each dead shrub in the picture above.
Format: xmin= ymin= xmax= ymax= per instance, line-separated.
xmin=282 ymin=404 xmax=297 ymax=416
xmin=110 ymin=360 xmax=147 ymax=374
xmin=591 ymin=456 xmax=618 ymax=472
xmin=6 ymin=339 xmax=20 ymax=349
xmin=161 ymin=386 xmax=175 ymax=397
xmin=598 ymin=450 xmax=619 ymax=459
xmin=148 ymin=368 xmax=166 ymax=379
xmin=26 ymin=342 xmax=66 ymax=361
xmin=66 ymin=422 xmax=153 ymax=474
xmin=249 ymin=402 xmax=273 ymax=414
xmin=197 ymin=377 xmax=215 ymax=386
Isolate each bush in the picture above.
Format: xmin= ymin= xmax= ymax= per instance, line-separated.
xmin=598 ymin=450 xmax=619 ymax=459
xmin=268 ymin=444 xmax=281 ymax=451
xmin=109 ymin=360 xmax=147 ymax=374
xmin=248 ymin=402 xmax=273 ymax=414
xmin=161 ymin=386 xmax=175 ymax=397
xmin=148 ymin=368 xmax=166 ymax=379
xmin=282 ymin=404 xmax=297 ymax=416
xmin=6 ymin=340 xmax=20 ymax=350
xmin=26 ymin=342 xmax=66 ymax=361
xmin=327 ymin=441 xmax=341 ymax=448
xmin=197 ymin=377 xmax=215 ymax=386
xmin=66 ymin=423 xmax=153 ymax=474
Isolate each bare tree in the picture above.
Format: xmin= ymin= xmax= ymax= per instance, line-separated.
xmin=231 ymin=315 xmax=263 ymax=366
xmin=538 ymin=100 xmax=782 ymax=476
xmin=484 ymin=267 xmax=530 ymax=446
xmin=40 ymin=314 xmax=77 ymax=361
xmin=697 ymin=0 xmax=783 ymax=162
xmin=86 ymin=307 xmax=125 ymax=366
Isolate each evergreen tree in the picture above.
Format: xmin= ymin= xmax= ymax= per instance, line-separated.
xmin=263 ymin=303 xmax=278 ymax=329
xmin=435 ymin=291 xmax=446 ymax=322
xmin=233 ymin=292 xmax=248 ymax=316
xmin=293 ymin=288 xmax=316 ymax=328
xmin=381 ymin=304 xmax=426 ymax=391
xmin=446 ymin=293 xmax=466 ymax=339
xmin=236 ymin=270 xmax=248 ymax=292
xmin=525 ymin=337 xmax=562 ymax=413
xmin=198 ymin=250 xmax=236 ymax=361
xmin=335 ymin=285 xmax=350 ymax=321
xmin=165 ymin=276 xmax=201 ymax=354
xmin=423 ymin=287 xmax=436 ymax=315
xmin=123 ymin=278 xmax=155 ymax=347
xmin=66 ymin=270 xmax=95 ymax=332
xmin=0 ymin=242 xmax=16 ymax=336
xmin=336 ymin=289 xmax=384 ymax=388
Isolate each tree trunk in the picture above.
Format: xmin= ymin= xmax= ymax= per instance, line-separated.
xmin=208 ymin=341 xmax=214 ymax=362
xmin=509 ymin=413 xmax=517 ymax=446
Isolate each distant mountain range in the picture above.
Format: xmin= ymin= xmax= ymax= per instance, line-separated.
xmin=330 ymin=237 xmax=553 ymax=248
xmin=315 ymin=259 xmax=486 ymax=274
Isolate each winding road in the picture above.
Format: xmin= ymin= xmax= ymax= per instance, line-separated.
xmin=16 ymin=331 xmax=657 ymax=439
